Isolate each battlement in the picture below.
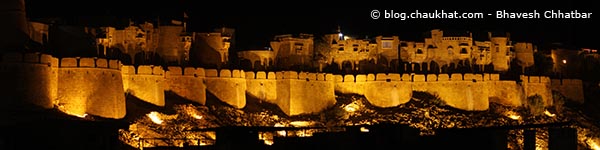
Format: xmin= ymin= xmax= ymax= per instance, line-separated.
xmin=520 ymin=75 xmax=551 ymax=83
xmin=550 ymin=78 xmax=584 ymax=103
xmin=334 ymin=73 xmax=502 ymax=83
xmin=165 ymin=66 xmax=205 ymax=77
xmin=551 ymin=78 xmax=582 ymax=85
xmin=203 ymin=69 xmax=245 ymax=78
xmin=260 ymin=71 xmax=332 ymax=81
xmin=59 ymin=57 xmax=120 ymax=70
xmin=245 ymin=71 xmax=277 ymax=80
xmin=121 ymin=65 xmax=164 ymax=75
xmin=0 ymin=52 xmax=58 ymax=67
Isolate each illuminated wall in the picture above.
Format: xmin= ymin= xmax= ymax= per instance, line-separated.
xmin=0 ymin=52 xmax=58 ymax=109
xmin=204 ymin=69 xmax=247 ymax=108
xmin=56 ymin=57 xmax=126 ymax=119
xmin=245 ymin=71 xmax=277 ymax=103
xmin=237 ymin=50 xmax=275 ymax=69
xmin=520 ymin=76 xmax=553 ymax=106
xmin=275 ymin=71 xmax=336 ymax=116
xmin=514 ymin=42 xmax=535 ymax=67
xmin=165 ymin=66 xmax=206 ymax=105
xmin=1 ymin=53 xmax=562 ymax=118
xmin=122 ymin=65 xmax=166 ymax=106
xmin=192 ymin=32 xmax=231 ymax=68
xmin=270 ymin=34 xmax=314 ymax=69
xmin=333 ymin=73 xmax=555 ymax=111
xmin=157 ymin=26 xmax=187 ymax=64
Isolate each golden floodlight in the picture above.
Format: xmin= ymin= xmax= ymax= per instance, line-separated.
xmin=147 ymin=111 xmax=164 ymax=125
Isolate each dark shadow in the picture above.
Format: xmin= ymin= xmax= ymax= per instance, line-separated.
xmin=0 ymin=101 xmax=126 ymax=150
xmin=123 ymin=93 xmax=168 ymax=123
xmin=242 ymin=93 xmax=288 ymax=118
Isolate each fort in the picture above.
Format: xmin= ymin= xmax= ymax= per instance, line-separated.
xmin=0 ymin=52 xmax=580 ymax=118
xmin=0 ymin=0 xmax=587 ymax=119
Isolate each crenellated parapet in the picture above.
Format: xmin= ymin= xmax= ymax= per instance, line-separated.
xmin=0 ymin=52 xmax=58 ymax=109
xmin=203 ymin=69 xmax=247 ymax=108
xmin=0 ymin=50 xmax=565 ymax=117
xmin=332 ymin=73 xmax=509 ymax=110
xmin=121 ymin=65 xmax=165 ymax=106
xmin=265 ymin=71 xmax=336 ymax=116
xmin=334 ymin=73 xmax=500 ymax=83
xmin=56 ymin=56 xmax=126 ymax=119
xmin=165 ymin=67 xmax=206 ymax=105
xmin=58 ymin=57 xmax=120 ymax=70
xmin=519 ymin=75 xmax=553 ymax=106
xmin=550 ymin=78 xmax=584 ymax=103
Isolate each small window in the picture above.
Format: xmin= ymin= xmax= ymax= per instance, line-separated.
xmin=382 ymin=41 xmax=393 ymax=49
xmin=416 ymin=48 xmax=423 ymax=54
xmin=338 ymin=47 xmax=344 ymax=51
xmin=460 ymin=48 xmax=468 ymax=54
xmin=295 ymin=43 xmax=303 ymax=54
xmin=447 ymin=46 xmax=454 ymax=55
xmin=495 ymin=46 xmax=499 ymax=52
xmin=354 ymin=48 xmax=358 ymax=51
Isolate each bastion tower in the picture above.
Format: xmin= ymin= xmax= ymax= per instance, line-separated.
xmin=0 ymin=0 xmax=126 ymax=119
xmin=0 ymin=0 xmax=29 ymax=51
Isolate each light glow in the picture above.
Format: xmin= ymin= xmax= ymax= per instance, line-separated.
xmin=274 ymin=123 xmax=286 ymax=136
xmin=147 ymin=111 xmax=164 ymax=125
xmin=360 ymin=127 xmax=369 ymax=132
xmin=544 ymin=110 xmax=556 ymax=117
xmin=505 ymin=111 xmax=521 ymax=120
xmin=290 ymin=121 xmax=312 ymax=127
xmin=587 ymin=138 xmax=600 ymax=150
xmin=344 ymin=103 xmax=360 ymax=112
xmin=259 ymin=132 xmax=274 ymax=146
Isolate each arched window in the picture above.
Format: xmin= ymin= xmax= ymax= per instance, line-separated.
xmin=460 ymin=48 xmax=468 ymax=54
xmin=447 ymin=46 xmax=454 ymax=55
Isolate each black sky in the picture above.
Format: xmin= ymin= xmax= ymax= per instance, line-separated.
xmin=24 ymin=1 xmax=598 ymax=51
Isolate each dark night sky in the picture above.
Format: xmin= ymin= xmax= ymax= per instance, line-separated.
xmin=24 ymin=1 xmax=598 ymax=51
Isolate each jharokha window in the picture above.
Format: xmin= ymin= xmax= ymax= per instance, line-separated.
xmin=382 ymin=41 xmax=393 ymax=49
xmin=295 ymin=43 xmax=304 ymax=54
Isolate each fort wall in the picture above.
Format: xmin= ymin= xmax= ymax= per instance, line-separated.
xmin=57 ymin=57 xmax=126 ymax=119
xmin=122 ymin=65 xmax=166 ymax=106
xmin=0 ymin=52 xmax=58 ymax=109
xmin=165 ymin=67 xmax=206 ymax=105
xmin=204 ymin=69 xmax=247 ymax=109
xmin=520 ymin=76 xmax=553 ymax=106
xmin=245 ymin=71 xmax=277 ymax=104
xmin=333 ymin=73 xmax=535 ymax=111
xmin=551 ymin=79 xmax=584 ymax=103
xmin=1 ymin=53 xmax=568 ymax=117
xmin=487 ymin=81 xmax=525 ymax=107
xmin=274 ymin=71 xmax=336 ymax=116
